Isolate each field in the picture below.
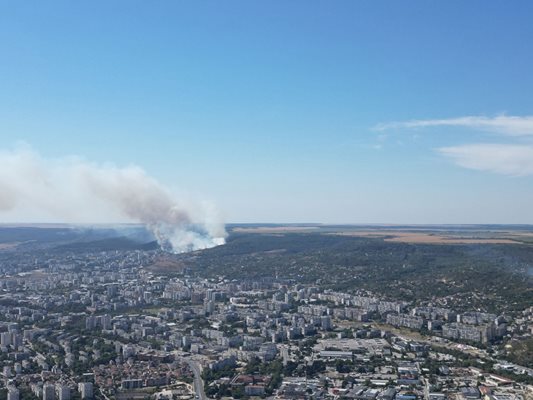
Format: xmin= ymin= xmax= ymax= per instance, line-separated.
xmin=332 ymin=231 xmax=521 ymax=244
xmin=232 ymin=226 xmax=320 ymax=233
xmin=230 ymin=224 xmax=533 ymax=244
xmin=0 ymin=242 xmax=21 ymax=250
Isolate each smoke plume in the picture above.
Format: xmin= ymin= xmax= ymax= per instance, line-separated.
xmin=0 ymin=146 xmax=227 ymax=252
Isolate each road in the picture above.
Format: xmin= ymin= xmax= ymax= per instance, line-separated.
xmin=99 ymin=387 xmax=111 ymax=400
xmin=183 ymin=358 xmax=207 ymax=400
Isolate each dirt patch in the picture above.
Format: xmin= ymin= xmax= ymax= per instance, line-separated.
xmin=0 ymin=242 xmax=20 ymax=250
xmin=145 ymin=257 xmax=185 ymax=273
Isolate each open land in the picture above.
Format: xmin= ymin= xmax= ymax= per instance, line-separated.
xmin=1 ymin=224 xmax=533 ymax=400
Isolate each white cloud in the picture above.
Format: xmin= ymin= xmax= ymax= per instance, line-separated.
xmin=438 ymin=144 xmax=533 ymax=176
xmin=375 ymin=115 xmax=533 ymax=176
xmin=375 ymin=115 xmax=533 ymax=137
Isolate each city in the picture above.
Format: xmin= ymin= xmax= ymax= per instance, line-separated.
xmin=1 ymin=228 xmax=532 ymax=400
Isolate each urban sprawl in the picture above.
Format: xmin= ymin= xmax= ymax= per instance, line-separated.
xmin=1 ymin=249 xmax=532 ymax=400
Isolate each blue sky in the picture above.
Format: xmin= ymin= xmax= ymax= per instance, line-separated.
xmin=1 ymin=1 xmax=533 ymax=223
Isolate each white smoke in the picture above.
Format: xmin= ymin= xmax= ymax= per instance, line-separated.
xmin=0 ymin=145 xmax=227 ymax=253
